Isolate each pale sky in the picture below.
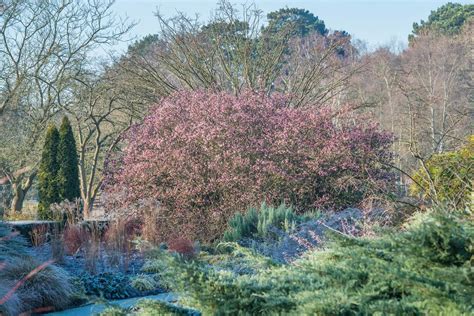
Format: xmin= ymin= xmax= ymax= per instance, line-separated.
xmin=110 ymin=0 xmax=472 ymax=52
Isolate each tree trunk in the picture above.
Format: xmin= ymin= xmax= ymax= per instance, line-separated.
xmin=83 ymin=197 xmax=91 ymax=219
xmin=8 ymin=170 xmax=37 ymax=215
xmin=82 ymin=186 xmax=99 ymax=219
xmin=10 ymin=184 xmax=26 ymax=214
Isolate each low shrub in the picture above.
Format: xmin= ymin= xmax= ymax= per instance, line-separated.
xmin=141 ymin=208 xmax=474 ymax=315
xmin=223 ymin=203 xmax=314 ymax=242
xmin=132 ymin=299 xmax=201 ymax=316
xmin=247 ymin=208 xmax=365 ymax=263
xmin=63 ymin=224 xmax=88 ymax=254
xmin=130 ymin=274 xmax=159 ymax=292
xmin=99 ymin=305 xmax=128 ymax=316
xmin=0 ymin=222 xmax=74 ymax=314
xmin=78 ymin=272 xmax=141 ymax=300
xmin=1 ymin=257 xmax=74 ymax=312
xmin=99 ymin=299 xmax=201 ymax=316
xmin=168 ymin=238 xmax=196 ymax=259
xmin=206 ymin=243 xmax=277 ymax=275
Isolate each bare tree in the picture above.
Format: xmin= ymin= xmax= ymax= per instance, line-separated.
xmin=277 ymin=33 xmax=361 ymax=108
xmin=120 ymin=0 xmax=361 ymax=110
xmin=65 ymin=70 xmax=143 ymax=218
xmin=0 ymin=0 xmax=133 ymax=215
xmin=399 ymin=32 xmax=472 ymax=159
xmin=350 ymin=47 xmax=411 ymax=188
xmin=119 ymin=1 xmax=290 ymax=100
xmin=349 ymin=28 xmax=472 ymax=199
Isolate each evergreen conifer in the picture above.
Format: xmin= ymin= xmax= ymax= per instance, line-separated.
xmin=38 ymin=124 xmax=60 ymax=219
xmin=57 ymin=116 xmax=81 ymax=202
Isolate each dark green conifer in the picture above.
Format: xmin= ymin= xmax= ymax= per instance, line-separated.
xmin=57 ymin=116 xmax=81 ymax=202
xmin=38 ymin=124 xmax=60 ymax=219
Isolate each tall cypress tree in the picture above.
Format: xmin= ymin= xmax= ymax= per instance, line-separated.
xmin=38 ymin=124 xmax=61 ymax=219
xmin=57 ymin=116 xmax=81 ymax=202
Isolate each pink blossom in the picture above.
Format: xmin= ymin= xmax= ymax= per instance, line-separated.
xmin=104 ymin=90 xmax=394 ymax=242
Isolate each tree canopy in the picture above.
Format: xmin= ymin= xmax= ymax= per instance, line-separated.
xmin=264 ymin=8 xmax=328 ymax=37
xmin=411 ymin=2 xmax=474 ymax=38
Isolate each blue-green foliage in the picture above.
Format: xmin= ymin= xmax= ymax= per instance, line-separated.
xmin=223 ymin=203 xmax=312 ymax=241
xmin=0 ymin=222 xmax=29 ymax=261
xmin=143 ymin=208 xmax=474 ymax=315
xmin=78 ymin=272 xmax=141 ymax=300
xmin=0 ymin=223 xmax=74 ymax=315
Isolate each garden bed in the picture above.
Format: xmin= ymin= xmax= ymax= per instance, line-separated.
xmin=30 ymin=241 xmax=167 ymax=306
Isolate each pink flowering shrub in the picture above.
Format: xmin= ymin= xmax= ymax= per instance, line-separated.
xmin=104 ymin=90 xmax=393 ymax=242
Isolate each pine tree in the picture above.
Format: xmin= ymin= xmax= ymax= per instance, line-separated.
xmin=38 ymin=124 xmax=61 ymax=219
xmin=57 ymin=116 xmax=81 ymax=202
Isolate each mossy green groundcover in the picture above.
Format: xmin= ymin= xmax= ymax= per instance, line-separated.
xmin=140 ymin=209 xmax=473 ymax=315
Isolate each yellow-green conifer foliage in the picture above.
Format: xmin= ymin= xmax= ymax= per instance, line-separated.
xmin=411 ymin=136 xmax=473 ymax=208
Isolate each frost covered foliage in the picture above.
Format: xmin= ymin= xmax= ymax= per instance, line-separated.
xmin=0 ymin=223 xmax=29 ymax=261
xmin=78 ymin=272 xmax=142 ymax=300
xmin=105 ymin=90 xmax=393 ymax=242
xmin=244 ymin=208 xmax=365 ymax=263
xmin=130 ymin=300 xmax=200 ymax=316
xmin=100 ymin=299 xmax=200 ymax=316
xmin=0 ymin=223 xmax=73 ymax=315
xmin=141 ymin=209 xmax=474 ymax=315
xmin=223 ymin=203 xmax=314 ymax=241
